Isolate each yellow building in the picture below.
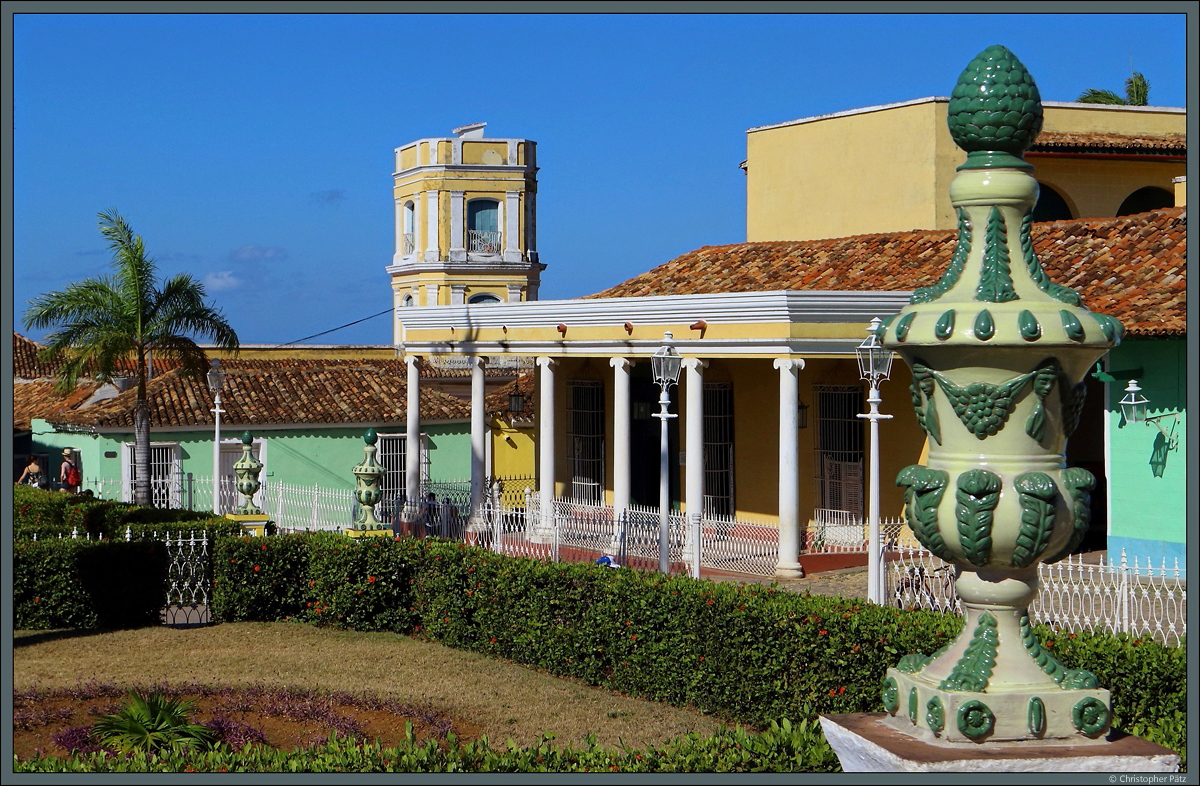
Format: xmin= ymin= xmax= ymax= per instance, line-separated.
xmin=388 ymin=122 xmax=545 ymax=342
xmin=390 ymin=96 xmax=1185 ymax=580
xmin=745 ymin=98 xmax=1185 ymax=242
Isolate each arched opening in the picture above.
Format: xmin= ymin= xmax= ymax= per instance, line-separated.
xmin=468 ymin=293 xmax=502 ymax=304
xmin=1116 ymin=186 xmax=1173 ymax=217
xmin=402 ymin=201 xmax=415 ymax=255
xmin=1032 ymin=183 xmax=1073 ymax=222
xmin=466 ymin=199 xmax=501 ymax=254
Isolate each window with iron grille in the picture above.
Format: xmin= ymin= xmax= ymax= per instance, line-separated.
xmin=703 ymin=382 xmax=734 ymax=516
xmin=812 ymin=385 xmax=864 ymax=515
xmin=124 ymin=442 xmax=181 ymax=508
xmin=376 ymin=434 xmax=430 ymax=509
xmin=567 ymin=380 xmax=605 ymax=504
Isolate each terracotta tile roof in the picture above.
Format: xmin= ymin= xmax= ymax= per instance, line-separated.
xmin=13 ymin=379 xmax=103 ymax=432
xmin=1030 ymin=132 xmax=1185 ymax=154
xmin=48 ymin=358 xmax=471 ymax=430
xmin=13 ymin=332 xmax=182 ymax=380
xmin=589 ymin=208 xmax=1185 ymax=337
xmin=13 ymin=333 xmax=63 ymax=379
xmin=484 ymin=372 xmax=536 ymax=420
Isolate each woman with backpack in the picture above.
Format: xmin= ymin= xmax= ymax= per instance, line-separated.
xmin=59 ymin=449 xmax=81 ymax=494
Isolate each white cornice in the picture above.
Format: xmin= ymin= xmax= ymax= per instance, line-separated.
xmin=396 ymin=290 xmax=912 ymax=330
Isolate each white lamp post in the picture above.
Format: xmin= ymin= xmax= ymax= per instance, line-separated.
xmin=855 ymin=317 xmax=893 ymax=604
xmin=207 ymin=359 xmax=227 ymax=515
xmin=651 ymin=332 xmax=682 ymax=574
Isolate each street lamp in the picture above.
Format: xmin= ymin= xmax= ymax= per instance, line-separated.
xmin=651 ymin=332 xmax=682 ymax=574
xmin=1120 ymin=379 xmax=1180 ymax=450
xmin=207 ymin=359 xmax=227 ymax=515
xmin=855 ymin=317 xmax=893 ymax=604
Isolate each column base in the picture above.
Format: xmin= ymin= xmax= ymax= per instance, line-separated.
xmin=820 ymin=713 xmax=1179 ymax=773
xmin=774 ymin=563 xmax=805 ymax=579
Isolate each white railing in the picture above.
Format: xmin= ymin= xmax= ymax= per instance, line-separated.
xmin=468 ymin=229 xmax=501 ymax=254
xmin=887 ymin=546 xmax=1186 ymax=647
xmin=402 ymin=232 xmax=414 ymax=255
xmin=807 ymin=508 xmax=906 ymax=553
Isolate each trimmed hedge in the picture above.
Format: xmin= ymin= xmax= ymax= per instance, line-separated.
xmin=209 ymin=535 xmax=1185 ymax=759
xmin=13 ymin=485 xmax=243 ymax=541
xmin=14 ymin=538 xmax=169 ymax=630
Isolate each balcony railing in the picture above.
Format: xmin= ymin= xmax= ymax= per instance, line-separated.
xmin=468 ymin=229 xmax=501 ymax=255
xmin=402 ymin=232 xmax=414 ymax=255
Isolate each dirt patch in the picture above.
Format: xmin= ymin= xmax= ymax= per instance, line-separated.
xmin=13 ymin=684 xmax=482 ymax=762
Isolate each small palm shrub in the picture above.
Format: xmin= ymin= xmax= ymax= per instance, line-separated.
xmin=91 ymin=690 xmax=217 ymax=754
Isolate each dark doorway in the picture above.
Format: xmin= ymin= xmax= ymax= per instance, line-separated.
xmin=1065 ymin=372 xmax=1108 ymax=553
xmin=1116 ymin=186 xmax=1173 ymax=217
xmin=629 ymin=364 xmax=680 ymax=509
xmin=1032 ymin=183 xmax=1073 ymax=222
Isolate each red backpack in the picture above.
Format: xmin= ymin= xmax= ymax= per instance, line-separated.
xmin=65 ymin=463 xmax=81 ymax=487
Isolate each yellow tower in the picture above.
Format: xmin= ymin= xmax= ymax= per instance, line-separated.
xmin=388 ymin=123 xmax=544 ymax=343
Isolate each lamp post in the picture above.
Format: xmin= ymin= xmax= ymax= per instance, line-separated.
xmin=207 ymin=359 xmax=227 ymax=515
xmin=855 ymin=317 xmax=893 ymax=605
xmin=651 ymin=332 xmax=682 ymax=574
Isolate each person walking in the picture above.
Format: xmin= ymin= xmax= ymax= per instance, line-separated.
xmin=59 ymin=449 xmax=80 ymax=494
xmin=17 ymin=456 xmax=43 ymax=488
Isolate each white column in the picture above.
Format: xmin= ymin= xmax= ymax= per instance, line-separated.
xmin=424 ymin=190 xmax=440 ymax=263
xmin=393 ymin=199 xmax=405 ymax=265
xmin=506 ymin=284 xmax=523 ymax=303
xmin=423 ymin=283 xmax=440 ymax=307
xmin=450 ymin=285 xmax=467 ymax=305
xmin=609 ymin=357 xmax=632 ymax=552
xmin=449 ymin=190 xmax=466 ymax=262
xmin=536 ymin=356 xmax=557 ymax=541
xmin=504 ymin=191 xmax=521 ymax=262
xmin=405 ymin=355 xmax=422 ymax=512
xmin=774 ymin=358 xmax=805 ymax=578
xmin=683 ymin=358 xmax=707 ymax=579
xmin=470 ymin=356 xmax=487 ymax=527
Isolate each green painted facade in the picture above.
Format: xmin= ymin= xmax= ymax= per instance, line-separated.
xmin=1104 ymin=338 xmax=1187 ymax=567
xmin=26 ymin=419 xmax=472 ymax=498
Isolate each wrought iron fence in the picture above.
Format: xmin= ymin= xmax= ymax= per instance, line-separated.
xmin=886 ymin=546 xmax=1186 ymax=647
xmin=467 ymin=229 xmax=501 ymax=254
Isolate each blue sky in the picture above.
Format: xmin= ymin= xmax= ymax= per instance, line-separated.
xmin=11 ymin=11 xmax=1190 ymax=346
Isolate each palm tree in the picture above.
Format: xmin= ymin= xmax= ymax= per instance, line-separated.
xmin=23 ymin=209 xmax=240 ymax=507
xmin=1077 ymin=71 xmax=1150 ymax=105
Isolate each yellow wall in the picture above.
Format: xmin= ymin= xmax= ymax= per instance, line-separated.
xmin=747 ymin=100 xmax=1185 ymax=242
xmin=492 ymin=423 xmax=536 ymax=479
xmin=1031 ymin=157 xmax=1183 ymax=219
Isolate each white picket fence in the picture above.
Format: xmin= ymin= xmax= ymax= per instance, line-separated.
xmin=887 ymin=546 xmax=1186 ymax=647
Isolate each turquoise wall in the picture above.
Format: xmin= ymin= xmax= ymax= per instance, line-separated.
xmin=1104 ymin=339 xmax=1186 ymax=567
xmin=28 ymin=420 xmax=471 ymax=494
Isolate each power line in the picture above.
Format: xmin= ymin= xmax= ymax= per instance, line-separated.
xmin=275 ymin=308 xmax=392 ymax=347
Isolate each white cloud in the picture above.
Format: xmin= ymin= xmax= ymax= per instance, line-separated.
xmin=204 ymin=270 xmax=241 ymax=291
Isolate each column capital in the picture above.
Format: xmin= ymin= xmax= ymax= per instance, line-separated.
xmin=609 ymin=356 xmax=633 ymax=371
xmin=536 ymin=356 xmax=559 ymax=370
xmin=404 ymin=354 xmax=422 ymax=369
xmin=467 ymin=355 xmax=487 ymax=370
xmin=773 ymin=357 xmax=806 ymax=372
xmin=681 ymin=358 xmax=709 ymax=371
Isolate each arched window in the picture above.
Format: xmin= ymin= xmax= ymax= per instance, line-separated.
xmin=402 ymin=293 xmax=414 ymax=308
xmin=468 ymin=293 xmax=502 ymax=304
xmin=1032 ymin=183 xmax=1073 ymax=222
xmin=402 ymin=201 xmax=415 ymax=255
xmin=467 ymin=199 xmax=500 ymax=254
xmin=1116 ymin=186 xmax=1173 ymax=217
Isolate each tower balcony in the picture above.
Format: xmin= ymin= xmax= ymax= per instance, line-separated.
xmin=468 ymin=230 xmax=502 ymax=256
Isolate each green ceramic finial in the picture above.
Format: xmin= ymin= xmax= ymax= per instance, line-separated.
xmin=241 ymin=430 xmax=253 ymax=445
xmin=364 ymin=428 xmax=378 ymax=445
xmin=947 ymin=45 xmax=1043 ymax=170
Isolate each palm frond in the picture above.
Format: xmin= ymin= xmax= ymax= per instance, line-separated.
xmin=1076 ymin=88 xmax=1126 ymax=105
xmin=1125 ymin=71 xmax=1149 ymax=105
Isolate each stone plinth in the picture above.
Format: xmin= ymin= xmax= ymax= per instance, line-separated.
xmin=820 ymin=713 xmax=1179 ymax=773
xmin=344 ymin=527 xmax=395 ymax=539
xmin=226 ymin=513 xmax=271 ymax=537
